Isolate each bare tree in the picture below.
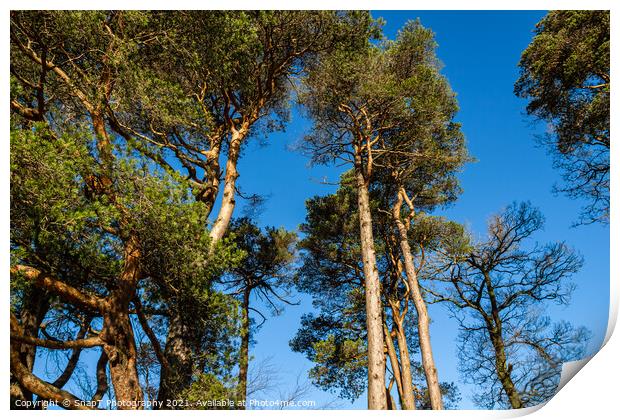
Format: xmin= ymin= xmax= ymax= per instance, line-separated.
xmin=428 ymin=202 xmax=590 ymax=408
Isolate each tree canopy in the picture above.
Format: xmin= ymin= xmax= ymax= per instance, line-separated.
xmin=515 ymin=11 xmax=610 ymax=224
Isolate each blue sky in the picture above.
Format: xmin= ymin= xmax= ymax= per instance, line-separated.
xmin=33 ymin=10 xmax=609 ymax=410
xmin=233 ymin=10 xmax=610 ymax=409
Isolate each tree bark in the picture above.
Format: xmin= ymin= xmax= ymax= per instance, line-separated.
xmin=10 ymin=289 xmax=49 ymax=409
xmin=392 ymin=192 xmax=443 ymax=410
xmin=10 ymin=343 xmax=94 ymax=410
xmin=482 ymin=272 xmax=523 ymax=409
xmin=99 ymin=235 xmax=143 ymax=409
xmin=237 ymin=289 xmax=251 ymax=407
xmin=354 ymin=161 xmax=387 ymax=410
xmin=383 ymin=323 xmax=404 ymax=407
xmin=157 ymin=310 xmax=196 ymax=405
xmin=490 ymin=332 xmax=523 ymax=409
xmin=209 ymin=124 xmax=248 ymax=244
xmin=392 ymin=313 xmax=416 ymax=410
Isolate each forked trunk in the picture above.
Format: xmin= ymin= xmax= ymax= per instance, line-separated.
xmin=210 ymin=125 xmax=247 ymax=243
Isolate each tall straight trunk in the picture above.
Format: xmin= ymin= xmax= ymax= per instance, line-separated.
xmin=353 ymin=161 xmax=386 ymax=410
xmin=100 ymin=235 xmax=143 ymax=408
xmin=392 ymin=194 xmax=443 ymax=410
xmin=237 ymin=289 xmax=251 ymax=407
xmin=11 ymin=290 xmax=50 ymax=408
xmin=392 ymin=314 xmax=416 ymax=410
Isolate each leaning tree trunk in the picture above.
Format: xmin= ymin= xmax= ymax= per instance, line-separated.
xmin=209 ymin=123 xmax=248 ymax=243
xmin=392 ymin=310 xmax=416 ymax=410
xmin=383 ymin=323 xmax=405 ymax=407
xmin=392 ymin=195 xmax=443 ymax=410
xmin=354 ymin=161 xmax=387 ymax=410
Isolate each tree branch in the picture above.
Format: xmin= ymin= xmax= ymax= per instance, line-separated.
xmin=11 ymin=265 xmax=103 ymax=312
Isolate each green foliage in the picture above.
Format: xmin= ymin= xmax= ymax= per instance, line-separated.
xmin=10 ymin=10 xmax=382 ymax=406
xmin=310 ymin=334 xmax=367 ymax=401
xmin=10 ymin=117 xmax=244 ymax=390
xmin=224 ymin=218 xmax=297 ymax=318
xmin=408 ymin=213 xmax=471 ymax=258
xmin=290 ymin=314 xmax=367 ymax=402
xmin=415 ymin=381 xmax=461 ymax=410
xmin=301 ymin=18 xmax=469 ymax=184
xmin=114 ymin=11 xmax=381 ymax=172
xmin=296 ymin=173 xmax=365 ymax=307
xmin=291 ymin=178 xmax=371 ymax=401
xmin=11 ymin=11 xmax=154 ymax=127
xmin=178 ymin=373 xmax=238 ymax=410
xmin=10 ymin=123 xmax=121 ymax=296
xmin=515 ymin=11 xmax=609 ymax=224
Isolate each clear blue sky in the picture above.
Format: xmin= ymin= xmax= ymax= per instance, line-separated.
xmin=34 ymin=10 xmax=609 ymax=410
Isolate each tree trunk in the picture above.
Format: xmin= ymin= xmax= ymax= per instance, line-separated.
xmin=200 ymin=142 xmax=223 ymax=217
xmin=354 ymin=162 xmax=386 ymax=410
xmin=392 ymin=194 xmax=443 ymax=410
xmin=11 ymin=289 xmax=50 ymax=408
xmin=101 ymin=299 xmax=142 ymax=408
xmin=157 ymin=310 xmax=197 ymax=406
xmin=383 ymin=323 xmax=404 ymax=407
xmin=237 ymin=289 xmax=251 ymax=407
xmin=490 ymin=333 xmax=523 ymax=409
xmin=209 ymin=125 xmax=247 ymax=243
xmin=392 ymin=316 xmax=416 ymax=410
xmin=386 ymin=387 xmax=397 ymax=410
xmin=483 ymin=272 xmax=523 ymax=409
xmin=100 ymin=235 xmax=143 ymax=409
